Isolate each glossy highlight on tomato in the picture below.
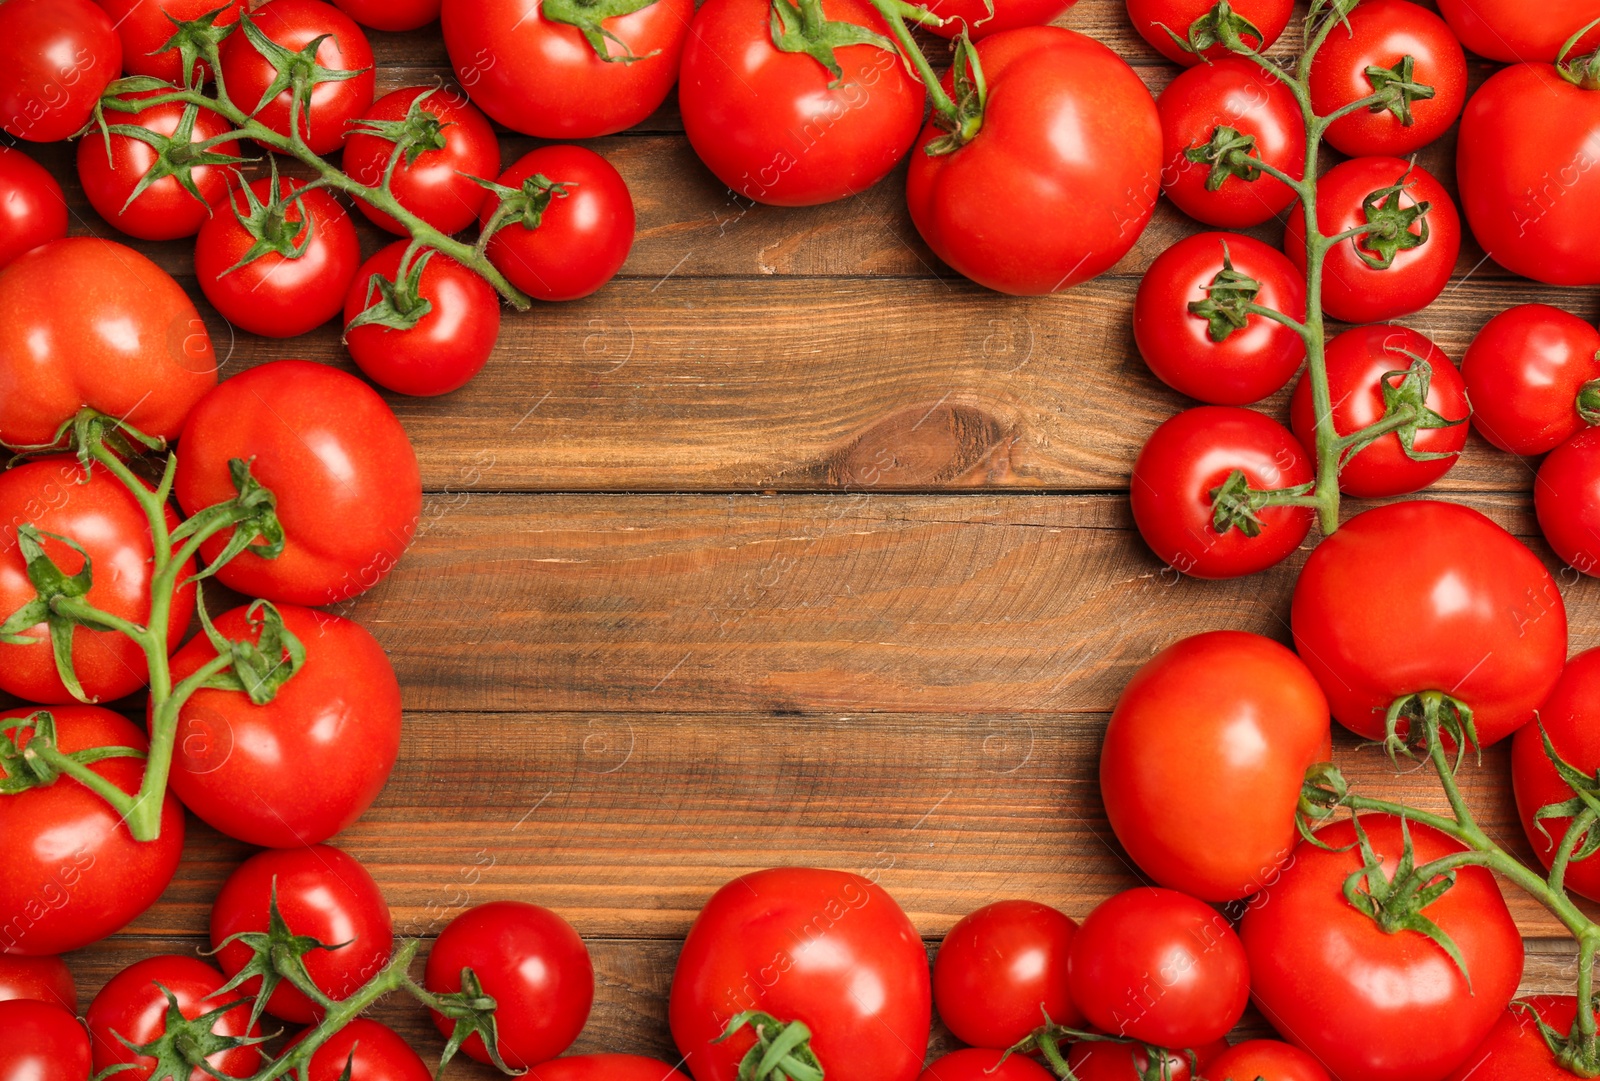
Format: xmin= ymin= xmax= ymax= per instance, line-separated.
xmin=1462 ymin=304 xmax=1600 ymax=455
xmin=933 ymin=900 xmax=1081 ymax=1048
xmin=0 ymin=955 xmax=75 ymax=1010
xmin=0 ymin=148 xmax=66 ymax=269
xmin=330 ymin=0 xmax=442 ymax=31
xmin=0 ymin=0 xmax=121 ymax=143
xmin=1203 ymin=1040 xmax=1332 ymax=1081
xmin=1434 ymin=0 xmax=1600 ymax=62
xmin=285 ymin=1020 xmax=432 ymax=1081
xmin=0 ymin=999 xmax=90 ymax=1081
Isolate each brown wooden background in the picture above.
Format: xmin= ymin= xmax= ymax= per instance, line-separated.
xmin=12 ymin=0 xmax=1600 ymax=1067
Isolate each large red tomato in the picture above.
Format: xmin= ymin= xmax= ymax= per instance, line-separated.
xmin=342 ymin=86 xmax=500 ymax=235
xmin=0 ymin=148 xmax=66 ymax=269
xmin=0 ymin=707 xmax=184 ymax=956
xmin=0 ymin=1000 xmax=90 ymax=1081
xmin=0 ymin=955 xmax=75 ymax=1009
xmin=670 ymin=868 xmax=931 ymax=1081
xmin=1536 ymin=427 xmax=1600 ymax=575
xmin=906 ymin=26 xmax=1161 ymax=296
xmin=87 ymin=956 xmax=259 ymax=1081
xmin=528 ymin=1057 xmax=691 ymax=1081
xmin=1512 ymin=649 xmax=1600 ymax=901
xmin=933 ymin=900 xmax=1081 ymax=1048
xmin=94 ymin=0 xmax=250 ymax=82
xmin=285 ymin=1020 xmax=432 ymax=1081
xmin=679 ymin=0 xmax=925 ymax=206
xmin=1434 ymin=1 xmax=1600 ymax=62
xmin=1446 ymin=997 xmax=1593 ymax=1080
xmin=174 ymin=360 xmax=422 ymax=607
xmin=0 ymin=0 xmax=121 ymax=143
xmin=1126 ymin=0 xmax=1293 ymax=65
xmin=1101 ymin=632 xmax=1330 ymax=902
xmin=1292 ymin=500 xmax=1566 ymax=748
xmin=1241 ymin=816 xmax=1522 ymax=1081
xmin=924 ymin=0 xmax=1075 ymax=38
xmin=329 ymin=0 xmax=441 ymax=31
xmin=1203 ymin=1041 xmax=1332 ymax=1081
xmin=919 ymin=1050 xmax=1055 ymax=1081
xmin=1462 ymin=304 xmax=1600 ymax=455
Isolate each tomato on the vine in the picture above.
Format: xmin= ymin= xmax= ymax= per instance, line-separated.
xmin=0 ymin=0 xmax=121 ymax=143
xmin=329 ymin=0 xmax=441 ymax=31
xmin=1446 ymin=997 xmax=1594 ymax=1081
xmin=0 ymin=148 xmax=66 ymax=269
xmin=0 ymin=1000 xmax=90 ymax=1081
xmin=0 ymin=955 xmax=75 ymax=1009
xmin=528 ymin=1057 xmax=691 ymax=1081
xmin=933 ymin=900 xmax=1081 ymax=1048
xmin=285 ymin=1020 xmax=431 ymax=1081
xmin=1512 ymin=649 xmax=1600 ymax=901
xmin=1125 ymin=0 xmax=1293 ymax=65
xmin=87 ymin=956 xmax=260 ymax=1081
xmin=1203 ymin=1040 xmax=1332 ymax=1081
xmin=95 ymin=0 xmax=250 ymax=82
xmin=1463 ymin=304 xmax=1600 ymax=456
xmin=1536 ymin=428 xmax=1600 ymax=576
xmin=919 ymin=1050 xmax=1054 ymax=1081
xmin=1434 ymin=1 xmax=1600 ymax=62
xmin=343 ymin=86 xmax=500 ymax=236
xmin=1066 ymin=1042 xmax=1215 ymax=1081
xmin=924 ymin=0 xmax=1075 ymax=38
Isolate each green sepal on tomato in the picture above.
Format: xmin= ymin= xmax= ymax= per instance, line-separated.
xmin=1124 ymin=0 xmax=1292 ymax=66
xmin=1462 ymin=304 xmax=1600 ymax=456
xmin=284 ymin=1020 xmax=432 ymax=1081
xmin=1445 ymin=996 xmax=1599 ymax=1081
xmin=923 ymin=0 xmax=1076 ymax=39
xmin=86 ymin=955 xmax=262 ymax=1081
xmin=94 ymin=0 xmax=250 ymax=83
xmin=1512 ymin=649 xmax=1600 ymax=903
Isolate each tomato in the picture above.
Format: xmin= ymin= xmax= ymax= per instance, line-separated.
xmin=0 ymin=148 xmax=66 ymax=269
xmin=343 ymin=86 xmax=499 ymax=235
xmin=1067 ymin=1043 xmax=1207 ymax=1081
xmin=1201 ymin=1041 xmax=1331 ymax=1081
xmin=0 ymin=237 xmax=216 ymax=448
xmin=345 ymin=243 xmax=500 ymax=397
xmin=425 ymin=901 xmax=594 ymax=1070
xmin=330 ymin=0 xmax=440 ymax=31
xmin=1285 ymin=156 xmax=1459 ymax=324
xmin=285 ymin=1020 xmax=430 ymax=1081
xmin=679 ymin=0 xmax=925 ymax=207
xmin=1456 ymin=60 xmax=1600 ymax=287
xmin=924 ymin=0 xmax=1075 ymax=37
xmin=0 ymin=0 xmax=121 ymax=143
xmin=211 ymin=845 xmax=394 ymax=1023
xmin=166 ymin=604 xmax=401 ymax=846
xmin=174 ymin=360 xmax=422 ymax=607
xmin=1308 ymin=0 xmax=1466 ymax=157
xmin=0 ymin=955 xmax=75 ymax=1009
xmin=87 ymin=956 xmax=259 ymax=1081
xmin=0 ymin=459 xmax=195 ymax=705
xmin=528 ymin=1057 xmax=691 ymax=1081
xmin=1135 ymin=233 xmax=1306 ymax=405
xmin=0 ymin=1000 xmax=90 ymax=1081
xmin=906 ymin=27 xmax=1161 ymax=296
xmin=1241 ymin=815 xmax=1522 ymax=1081
xmin=1446 ymin=997 xmax=1591 ymax=1081
xmin=919 ymin=1050 xmax=1054 ymax=1081
xmin=218 ymin=0 xmax=374 ymax=155
xmin=1102 ymin=632 xmax=1330 ymax=903
xmin=1536 ymin=427 xmax=1600 ymax=576
xmin=1158 ymin=58 xmax=1305 ymax=229
xmin=94 ymin=0 xmax=250 ymax=82
xmin=441 ymin=0 xmax=692 ymax=139
xmin=1130 ymin=406 xmax=1314 ymax=580
xmin=670 ymin=867 xmax=931 ymax=1081
xmin=1512 ymin=649 xmax=1600 ymax=901
xmin=77 ymin=95 xmax=239 ymax=241
xmin=1125 ymin=0 xmax=1293 ymax=66
xmin=1463 ymin=304 xmax=1600 ymax=455
xmin=1288 ymin=325 xmax=1468 ymax=498
xmin=0 ymin=707 xmax=184 ymax=956
xmin=481 ymin=145 xmax=634 ymax=302
xmin=933 ymin=900 xmax=1081 ymax=1048
xmin=1434 ymin=0 xmax=1600 ymax=62
xmin=195 ymin=177 xmax=361 ymax=339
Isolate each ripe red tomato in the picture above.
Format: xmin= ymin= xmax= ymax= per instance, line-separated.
xmin=1067 ymin=1042 xmax=1211 ymax=1081
xmin=0 ymin=148 xmax=66 ymax=269
xmin=87 ymin=956 xmax=259 ymax=1081
xmin=481 ymin=145 xmax=634 ymax=302
xmin=0 ymin=955 xmax=75 ymax=1010
xmin=1242 ymin=815 xmax=1522 ymax=1081
xmin=343 ymin=87 xmax=499 ymax=235
xmin=77 ymin=95 xmax=239 ymax=241
xmin=907 ymin=27 xmax=1160 ymax=296
xmin=528 ymin=1057 xmax=691 ymax=1081
xmin=1512 ymin=649 xmax=1600 ymax=900
xmin=1158 ymin=58 xmax=1305 ymax=229
xmin=1135 ymin=233 xmax=1306 ymax=405
xmin=425 ymin=902 xmax=594 ymax=1070
xmin=1068 ymin=888 xmax=1249 ymax=1049
xmin=1434 ymin=1 xmax=1600 ymax=62
xmin=94 ymin=0 xmax=250 ymax=82
xmin=1285 ymin=156 xmax=1459 ymax=323
xmin=1202 ymin=1040 xmax=1331 ymax=1081
xmin=1126 ymin=0 xmax=1293 ymax=65
xmin=1130 ymin=406 xmax=1314 ymax=580
xmin=195 ymin=177 xmax=361 ymax=339
xmin=285 ymin=1020 xmax=431 ymax=1081
xmin=1288 ymin=325 xmax=1468 ymax=498
xmin=0 ymin=459 xmax=195 ymax=705
xmin=1446 ymin=997 xmax=1591 ymax=1080
xmin=0 ymin=0 xmax=121 ymax=143
xmin=1457 ymin=60 xmax=1600 ymax=286
xmin=1102 ymin=632 xmax=1330 ymax=903
xmin=218 ymin=0 xmax=374 ymax=154
xmin=0 ymin=237 xmax=216 ymax=448
xmin=330 ymin=0 xmax=441 ymax=31
xmin=1293 ymin=500 xmax=1566 ymax=748
xmin=0 ymin=707 xmax=184 ymax=956
xmin=174 ymin=360 xmax=422 ymax=607
xmin=166 ymin=603 xmax=401 ymax=846
xmin=670 ymin=867 xmax=931 ymax=1081
xmin=679 ymin=0 xmax=924 ymax=207
xmin=0 ymin=1000 xmax=90 ymax=1081
xmin=1309 ymin=0 xmax=1466 ymax=157
xmin=924 ymin=0 xmax=1075 ymax=37
xmin=1536 ymin=427 xmax=1600 ymax=576
xmin=919 ymin=1050 xmax=1055 ymax=1081
xmin=1463 ymin=304 xmax=1600 ymax=456
xmin=211 ymin=845 xmax=394 ymax=1023
xmin=933 ymin=900 xmax=1081 ymax=1048
xmin=441 ymin=0 xmax=692 ymax=139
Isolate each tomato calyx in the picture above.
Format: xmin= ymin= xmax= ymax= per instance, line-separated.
xmin=100 ymin=984 xmax=269 ymax=1081
xmin=346 ymin=246 xmax=437 ymax=335
xmin=0 ymin=711 xmax=144 ymax=795
xmin=1337 ymin=354 xmax=1466 ymax=466
xmin=1362 ymin=54 xmax=1436 ymax=128
xmin=94 ymin=100 xmax=249 ymax=217
xmin=541 ymin=0 xmax=675 ymax=63
xmin=1511 ymin=997 xmax=1600 ymax=1077
xmin=1341 ymin=812 xmax=1475 ymax=986
xmin=236 ymin=12 xmax=370 ymax=138
xmin=4 ymin=407 xmax=167 ymax=466
xmin=1188 ymin=243 xmax=1263 ymax=342
xmin=1578 ymin=379 xmax=1600 ymax=427
xmin=1351 ymin=174 xmax=1431 ymax=271
xmin=424 ymin=967 xmax=521 ymax=1078
xmin=1530 ymin=724 xmax=1600 ymax=867
xmin=1208 ymin=470 xmax=1315 ymax=538
xmin=193 ymin=597 xmax=307 ymax=705
xmin=209 ymin=881 xmax=344 ymax=1032
xmin=1185 ymin=125 xmax=1267 ymax=193
xmin=347 ymin=89 xmax=451 ymax=172
xmin=923 ymin=35 xmax=986 ymax=155
xmin=475 ymin=173 xmax=576 ymax=246
xmin=713 ymin=1011 xmax=824 ymax=1081
xmin=216 ymin=164 xmax=320 ymax=275
xmin=767 ymin=0 xmax=900 ymax=85
xmin=1006 ymin=1021 xmax=1191 ymax=1081
xmin=153 ymin=4 xmax=242 ymax=89
xmin=1384 ymin=690 xmax=1480 ymax=768
xmin=1162 ymin=0 xmax=1266 ymax=60
xmin=1557 ymin=18 xmax=1600 ymax=90
xmin=180 ymin=457 xmax=287 ymax=574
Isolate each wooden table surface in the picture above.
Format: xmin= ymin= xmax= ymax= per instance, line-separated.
xmin=17 ymin=0 xmax=1600 ymax=1066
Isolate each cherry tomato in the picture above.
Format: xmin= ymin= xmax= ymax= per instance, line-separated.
xmin=1125 ymin=0 xmax=1293 ymax=66
xmin=212 ymin=845 xmax=394 ymax=1023
xmin=1158 ymin=58 xmax=1305 ymax=229
xmin=1135 ymin=233 xmax=1306 ymax=405
xmin=1285 ymin=156 xmax=1460 ymax=324
xmin=1102 ymin=632 xmax=1330 ymax=903
xmin=1241 ymin=815 xmax=1522 ymax=1081
xmin=1292 ymin=499 xmax=1567 ymax=748
xmin=343 ymin=86 xmax=499 ymax=235
xmin=195 ymin=177 xmax=361 ymax=339
xmin=0 ymin=707 xmax=184 ymax=956
xmin=679 ymin=0 xmax=925 ymax=207
xmin=0 ymin=148 xmax=66 ymax=269
xmin=924 ymin=0 xmax=1075 ymax=38
xmin=0 ymin=237 xmax=216 ymax=448
xmin=481 ymin=145 xmax=634 ymax=302
xmin=1512 ymin=649 xmax=1600 ymax=901
xmin=285 ymin=1020 xmax=431 ymax=1081
xmin=1434 ymin=1 xmax=1600 ymax=62
xmin=1067 ymin=1042 xmax=1207 ymax=1081
xmin=1288 ymin=325 xmax=1468 ymax=498
xmin=1309 ymin=0 xmax=1467 ymax=157
xmin=218 ymin=0 xmax=374 ymax=154
xmin=0 ymin=0 xmax=121 ymax=143
xmin=345 ymin=243 xmax=500 ymax=396
xmin=1446 ymin=997 xmax=1592 ymax=1081
xmin=1535 ymin=427 xmax=1600 ymax=576
xmin=1202 ymin=1040 xmax=1332 ymax=1081
xmin=0 ymin=955 xmax=75 ymax=1010
xmin=441 ymin=0 xmax=692 ymax=139
xmin=0 ymin=1000 xmax=90 ymax=1081
xmin=166 ymin=603 xmax=401 ymax=846
xmin=919 ymin=1050 xmax=1055 ymax=1081
xmin=87 ymin=956 xmax=259 ymax=1081
xmin=0 ymin=459 xmax=195 ymax=705
xmin=174 ymin=360 xmax=422 ymax=607
xmin=425 ymin=901 xmax=594 ymax=1070
xmin=528 ymin=1057 xmax=691 ymax=1081
xmin=1462 ymin=304 xmax=1600 ymax=456
xmin=329 ymin=0 xmax=441 ymax=31
xmin=670 ymin=867 xmax=931 ymax=1081
xmin=1130 ymin=406 xmax=1314 ymax=580
xmin=94 ymin=0 xmax=250 ymax=82
xmin=933 ymin=900 xmax=1081 ymax=1048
